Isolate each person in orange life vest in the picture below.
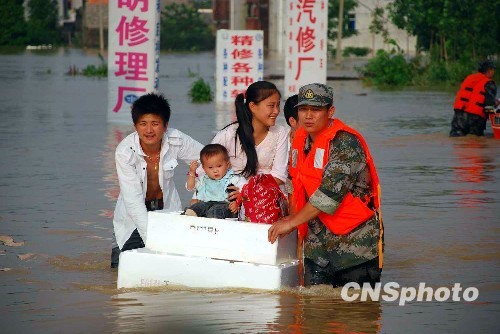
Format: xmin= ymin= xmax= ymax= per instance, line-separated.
xmin=450 ymin=60 xmax=498 ymax=137
xmin=268 ymin=83 xmax=384 ymax=287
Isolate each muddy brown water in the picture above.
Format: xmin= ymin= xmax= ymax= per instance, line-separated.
xmin=0 ymin=49 xmax=498 ymax=333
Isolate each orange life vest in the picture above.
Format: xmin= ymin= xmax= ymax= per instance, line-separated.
xmin=289 ymin=119 xmax=381 ymax=238
xmin=453 ymin=73 xmax=491 ymax=118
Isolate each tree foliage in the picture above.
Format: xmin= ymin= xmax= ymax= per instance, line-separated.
xmin=389 ymin=0 xmax=500 ymax=62
xmin=160 ymin=3 xmax=214 ymax=51
xmin=0 ymin=0 xmax=27 ymax=46
xmin=328 ymin=0 xmax=358 ymax=41
xmin=27 ymin=0 xmax=61 ymax=45
xmin=369 ymin=6 xmax=389 ymax=44
xmin=189 ymin=77 xmax=213 ymax=103
xmin=360 ymin=49 xmax=412 ymax=87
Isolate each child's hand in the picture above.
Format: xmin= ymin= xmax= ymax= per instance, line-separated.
xmin=229 ymin=201 xmax=238 ymax=214
xmin=189 ymin=160 xmax=198 ymax=173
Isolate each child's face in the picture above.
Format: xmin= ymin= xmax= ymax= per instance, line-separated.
xmin=201 ymin=153 xmax=230 ymax=180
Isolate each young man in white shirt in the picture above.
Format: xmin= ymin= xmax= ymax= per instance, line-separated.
xmin=110 ymin=93 xmax=203 ymax=268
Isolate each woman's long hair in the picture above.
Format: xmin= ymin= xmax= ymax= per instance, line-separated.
xmin=233 ymin=81 xmax=281 ymax=178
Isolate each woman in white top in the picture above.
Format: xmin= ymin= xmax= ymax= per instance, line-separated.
xmin=211 ymin=81 xmax=289 ymax=201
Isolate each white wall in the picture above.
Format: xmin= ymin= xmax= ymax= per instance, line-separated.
xmin=264 ymin=0 xmax=417 ymax=57
xmin=342 ymin=0 xmax=417 ymax=56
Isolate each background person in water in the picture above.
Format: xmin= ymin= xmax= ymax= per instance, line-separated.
xmin=284 ymin=93 xmax=299 ymax=144
xmin=450 ymin=60 xmax=498 ymax=137
xmin=283 ymin=94 xmax=299 ymax=202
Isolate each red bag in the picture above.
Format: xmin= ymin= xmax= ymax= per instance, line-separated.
xmin=239 ymin=174 xmax=288 ymax=224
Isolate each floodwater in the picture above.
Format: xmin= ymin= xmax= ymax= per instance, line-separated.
xmin=0 ymin=48 xmax=498 ymax=333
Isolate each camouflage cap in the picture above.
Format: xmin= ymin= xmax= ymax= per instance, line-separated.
xmin=295 ymin=83 xmax=334 ymax=107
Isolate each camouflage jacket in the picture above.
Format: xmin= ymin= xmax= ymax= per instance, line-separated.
xmin=302 ymin=130 xmax=382 ymax=273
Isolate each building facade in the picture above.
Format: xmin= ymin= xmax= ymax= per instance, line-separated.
xmin=212 ymin=0 xmax=417 ymax=56
xmin=340 ymin=0 xmax=416 ymax=56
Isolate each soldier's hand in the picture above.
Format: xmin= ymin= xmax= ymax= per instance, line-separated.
xmin=268 ymin=216 xmax=295 ymax=244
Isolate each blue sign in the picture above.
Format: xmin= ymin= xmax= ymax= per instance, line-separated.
xmin=125 ymin=94 xmax=139 ymax=104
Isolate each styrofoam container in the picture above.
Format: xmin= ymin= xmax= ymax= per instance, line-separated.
xmin=146 ymin=212 xmax=298 ymax=265
xmin=117 ymin=248 xmax=300 ymax=290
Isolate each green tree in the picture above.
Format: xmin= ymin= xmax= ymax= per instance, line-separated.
xmin=328 ymin=0 xmax=358 ymax=41
xmin=191 ymin=0 xmax=212 ymax=9
xmin=0 ymin=0 xmax=27 ymax=46
xmin=160 ymin=3 xmax=214 ymax=51
xmin=189 ymin=77 xmax=213 ymax=103
xmin=27 ymin=0 xmax=60 ymax=45
xmin=369 ymin=6 xmax=389 ymax=45
xmin=361 ymin=49 xmax=412 ymax=87
xmin=389 ymin=0 xmax=499 ymax=62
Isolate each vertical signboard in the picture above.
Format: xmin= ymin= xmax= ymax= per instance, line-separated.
xmin=108 ymin=0 xmax=160 ymax=123
xmin=216 ymin=29 xmax=264 ymax=102
xmin=285 ymin=0 xmax=328 ymax=96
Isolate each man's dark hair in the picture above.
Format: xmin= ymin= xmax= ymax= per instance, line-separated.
xmin=131 ymin=93 xmax=171 ymax=125
xmin=284 ymin=94 xmax=298 ymax=127
xmin=478 ymin=60 xmax=496 ymax=74
xmin=200 ymin=144 xmax=230 ymax=164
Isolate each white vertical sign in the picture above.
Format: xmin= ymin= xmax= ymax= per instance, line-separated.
xmin=216 ymin=29 xmax=264 ymax=102
xmin=285 ymin=0 xmax=328 ymax=96
xmin=107 ymin=0 xmax=160 ymax=123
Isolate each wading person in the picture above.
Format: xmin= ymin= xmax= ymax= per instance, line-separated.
xmin=268 ymin=83 xmax=384 ymax=288
xmin=184 ymin=144 xmax=245 ymax=219
xmin=450 ymin=60 xmax=498 ymax=137
xmin=111 ymin=93 xmax=203 ymax=268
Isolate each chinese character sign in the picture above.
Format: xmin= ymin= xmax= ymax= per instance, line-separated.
xmin=285 ymin=0 xmax=328 ymax=96
xmin=108 ymin=0 xmax=160 ymax=123
xmin=216 ymin=30 xmax=264 ymax=102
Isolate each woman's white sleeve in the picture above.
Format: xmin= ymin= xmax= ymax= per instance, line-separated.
xmin=269 ymin=127 xmax=289 ymax=183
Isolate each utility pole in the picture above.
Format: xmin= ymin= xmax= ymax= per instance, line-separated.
xmin=98 ymin=0 xmax=104 ymax=54
xmin=335 ymin=0 xmax=344 ymax=67
xmin=230 ymin=0 xmax=235 ymax=30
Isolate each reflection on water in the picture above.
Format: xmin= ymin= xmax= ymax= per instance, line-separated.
xmin=111 ymin=288 xmax=382 ymax=334
xmin=0 ymin=49 xmax=499 ymax=333
xmin=215 ymin=102 xmax=237 ymax=132
xmin=451 ymin=138 xmax=497 ymax=209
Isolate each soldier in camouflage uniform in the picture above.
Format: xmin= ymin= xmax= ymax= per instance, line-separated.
xmin=268 ymin=83 xmax=383 ymax=287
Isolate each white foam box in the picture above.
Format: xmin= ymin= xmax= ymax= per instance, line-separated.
xmin=146 ymin=212 xmax=298 ymax=265
xmin=117 ymin=248 xmax=300 ymax=290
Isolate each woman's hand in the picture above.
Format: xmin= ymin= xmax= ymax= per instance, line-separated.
xmin=228 ymin=201 xmax=239 ymax=214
